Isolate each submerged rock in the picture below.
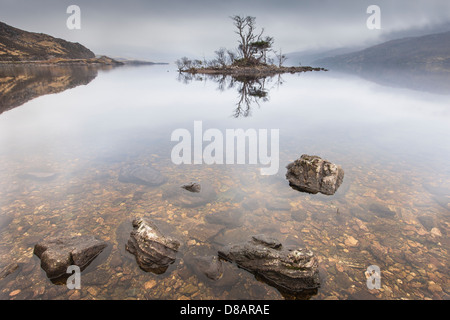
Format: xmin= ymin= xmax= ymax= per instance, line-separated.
xmin=19 ymin=171 xmax=57 ymax=181
xmin=242 ymin=198 xmax=260 ymax=210
xmin=205 ymin=209 xmax=243 ymax=228
xmin=417 ymin=215 xmax=436 ymax=231
xmin=163 ymin=181 xmax=216 ymax=208
xmin=34 ymin=235 xmax=107 ymax=279
xmin=126 ymin=218 xmax=180 ymax=274
xmin=291 ymin=210 xmax=308 ymax=222
xmin=368 ymin=203 xmax=396 ymax=218
xmin=0 ymin=263 xmax=20 ymax=281
xmin=118 ymin=165 xmax=167 ymax=187
xmin=423 ymin=183 xmax=450 ymax=211
xmin=265 ymin=199 xmax=291 ymax=211
xmin=181 ymin=182 xmax=201 ymax=193
xmin=218 ymin=235 xmax=320 ymax=294
xmin=286 ymin=155 xmax=344 ymax=195
xmin=185 ymin=255 xmax=224 ymax=281
xmin=0 ymin=215 xmax=13 ymax=231
xmin=188 ymin=223 xmax=224 ymax=242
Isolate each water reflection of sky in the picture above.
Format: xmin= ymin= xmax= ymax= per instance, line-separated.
xmin=0 ymin=65 xmax=449 ymax=170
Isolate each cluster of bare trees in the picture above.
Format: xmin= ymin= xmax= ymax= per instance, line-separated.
xmin=175 ymin=15 xmax=288 ymax=72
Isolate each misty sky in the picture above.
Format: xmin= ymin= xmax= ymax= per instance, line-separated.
xmin=1 ymin=0 xmax=450 ymax=61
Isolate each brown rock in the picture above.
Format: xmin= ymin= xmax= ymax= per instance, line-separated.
xmin=34 ymin=235 xmax=108 ymax=279
xmin=286 ymin=155 xmax=344 ymax=195
xmin=144 ymin=280 xmax=157 ymax=290
xmin=9 ymin=290 xmax=21 ymax=297
xmin=344 ymin=236 xmax=359 ymax=247
xmin=126 ymin=218 xmax=180 ymax=274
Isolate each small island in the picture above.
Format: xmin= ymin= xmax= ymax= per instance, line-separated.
xmin=175 ymin=15 xmax=327 ymax=76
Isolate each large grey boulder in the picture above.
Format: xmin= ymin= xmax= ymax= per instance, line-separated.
xmin=286 ymin=154 xmax=344 ymax=195
xmin=218 ymin=235 xmax=320 ymax=294
xmin=126 ymin=218 xmax=180 ymax=274
xmin=34 ymin=235 xmax=107 ymax=279
xmin=118 ymin=165 xmax=167 ymax=187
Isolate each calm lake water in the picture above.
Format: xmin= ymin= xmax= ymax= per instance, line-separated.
xmin=0 ymin=65 xmax=449 ymax=300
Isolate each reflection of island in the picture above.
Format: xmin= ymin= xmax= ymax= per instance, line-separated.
xmin=178 ymin=72 xmax=284 ymax=118
xmin=0 ymin=65 xmax=104 ymax=114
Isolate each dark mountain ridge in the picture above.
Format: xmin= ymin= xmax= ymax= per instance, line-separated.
xmin=0 ymin=21 xmax=95 ymax=62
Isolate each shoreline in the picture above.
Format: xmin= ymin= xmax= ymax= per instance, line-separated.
xmin=0 ymin=57 xmax=169 ymax=67
xmin=0 ymin=57 xmax=122 ymax=67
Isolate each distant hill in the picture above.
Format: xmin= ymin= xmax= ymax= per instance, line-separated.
xmin=314 ymin=31 xmax=450 ymax=73
xmin=313 ymin=31 xmax=450 ymax=94
xmin=113 ymin=57 xmax=169 ymax=66
xmin=0 ymin=21 xmax=95 ymax=62
xmin=285 ymin=47 xmax=363 ymax=67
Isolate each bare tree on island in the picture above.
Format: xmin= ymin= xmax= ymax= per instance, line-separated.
xmin=231 ymin=15 xmax=274 ymax=66
xmin=231 ymin=15 xmax=258 ymax=61
xmin=275 ymin=48 xmax=288 ymax=67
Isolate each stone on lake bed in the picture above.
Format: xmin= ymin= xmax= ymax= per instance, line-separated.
xmin=368 ymin=203 xmax=396 ymax=218
xmin=181 ymin=182 xmax=201 ymax=193
xmin=126 ymin=218 xmax=180 ymax=274
xmin=187 ymin=223 xmax=224 ymax=242
xmin=291 ymin=210 xmax=308 ymax=222
xmin=34 ymin=235 xmax=107 ymax=279
xmin=163 ymin=181 xmax=216 ymax=208
xmin=344 ymin=235 xmax=359 ymax=247
xmin=184 ymin=255 xmax=224 ymax=281
xmin=0 ymin=215 xmax=13 ymax=231
xmin=205 ymin=209 xmax=243 ymax=228
xmin=218 ymin=235 xmax=320 ymax=294
xmin=265 ymin=199 xmax=291 ymax=211
xmin=0 ymin=263 xmax=20 ymax=281
xmin=430 ymin=228 xmax=442 ymax=237
xmin=118 ymin=165 xmax=167 ymax=187
xmin=19 ymin=171 xmax=57 ymax=181
xmin=286 ymin=154 xmax=344 ymax=195
xmin=242 ymin=198 xmax=260 ymax=210
xmin=417 ymin=215 xmax=435 ymax=231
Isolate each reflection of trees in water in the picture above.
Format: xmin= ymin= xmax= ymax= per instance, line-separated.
xmin=177 ymin=72 xmax=284 ymax=118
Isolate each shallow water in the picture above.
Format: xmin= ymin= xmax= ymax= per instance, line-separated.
xmin=0 ymin=65 xmax=449 ymax=300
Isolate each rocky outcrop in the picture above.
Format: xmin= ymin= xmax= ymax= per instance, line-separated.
xmin=286 ymin=154 xmax=344 ymax=195
xmin=126 ymin=218 xmax=180 ymax=274
xmin=118 ymin=165 xmax=167 ymax=187
xmin=34 ymin=235 xmax=107 ymax=279
xmin=218 ymin=235 xmax=320 ymax=294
